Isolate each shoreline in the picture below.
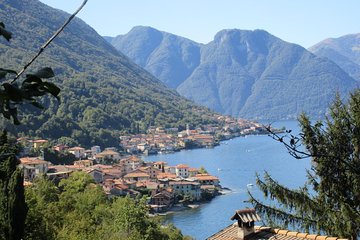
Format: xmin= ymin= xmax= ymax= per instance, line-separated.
xmin=150 ymin=186 xmax=233 ymax=217
xmin=140 ymin=131 xmax=274 ymax=158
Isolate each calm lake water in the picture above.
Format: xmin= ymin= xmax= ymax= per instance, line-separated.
xmin=143 ymin=121 xmax=311 ymax=240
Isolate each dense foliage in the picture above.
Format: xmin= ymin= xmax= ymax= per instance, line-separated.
xmin=110 ymin=26 xmax=357 ymax=120
xmin=0 ymin=0 xmax=217 ymax=148
xmin=249 ymin=91 xmax=360 ymax=239
xmin=24 ymin=172 xmax=191 ymax=240
xmin=0 ymin=131 xmax=27 ymax=240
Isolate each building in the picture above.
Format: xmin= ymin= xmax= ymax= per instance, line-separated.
xmin=149 ymin=188 xmax=175 ymax=212
xmin=74 ymin=159 xmax=93 ymax=168
xmin=153 ymin=161 xmax=167 ymax=171
xmin=52 ymin=144 xmax=68 ymax=152
xmin=139 ymin=166 xmax=161 ymax=179
xmin=175 ymin=164 xmax=189 ymax=178
xmin=95 ymin=149 xmax=121 ymax=162
xmin=169 ymin=180 xmax=201 ymax=201
xmin=188 ymin=168 xmax=199 ymax=177
xmin=124 ymin=169 xmax=150 ymax=182
xmin=32 ymin=139 xmax=48 ymax=149
xmin=20 ymin=157 xmax=50 ymax=181
xmin=91 ymin=145 xmax=101 ymax=155
xmin=86 ymin=169 xmax=104 ymax=183
xmin=193 ymin=174 xmax=220 ymax=186
xmin=120 ymin=155 xmax=142 ymax=173
xmin=68 ymin=146 xmax=86 ymax=159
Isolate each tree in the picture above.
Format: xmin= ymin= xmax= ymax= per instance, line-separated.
xmin=0 ymin=131 xmax=27 ymax=240
xmin=198 ymin=166 xmax=208 ymax=174
xmin=249 ymin=91 xmax=360 ymax=239
xmin=24 ymin=176 xmax=59 ymax=240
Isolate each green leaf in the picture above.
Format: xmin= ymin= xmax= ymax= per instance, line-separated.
xmin=0 ymin=68 xmax=17 ymax=80
xmin=2 ymin=83 xmax=23 ymax=102
xmin=0 ymin=22 xmax=12 ymax=41
xmin=9 ymin=108 xmax=20 ymax=125
xmin=23 ymin=75 xmax=43 ymax=85
xmin=29 ymin=67 xmax=55 ymax=79
xmin=43 ymin=82 xmax=61 ymax=99
xmin=30 ymin=101 xmax=44 ymax=109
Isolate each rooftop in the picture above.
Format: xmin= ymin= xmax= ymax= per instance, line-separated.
xmin=176 ymin=164 xmax=189 ymax=169
xmin=207 ymin=225 xmax=345 ymax=240
xmin=124 ymin=172 xmax=150 ymax=178
xmin=194 ymin=174 xmax=219 ymax=181
xmin=68 ymin=146 xmax=85 ymax=151
xmin=20 ymin=157 xmax=49 ymax=165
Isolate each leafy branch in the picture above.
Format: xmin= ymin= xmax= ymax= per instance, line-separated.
xmin=0 ymin=0 xmax=88 ymax=125
xmin=263 ymin=120 xmax=360 ymax=175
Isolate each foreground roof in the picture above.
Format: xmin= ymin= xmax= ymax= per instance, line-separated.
xmin=207 ymin=225 xmax=346 ymax=240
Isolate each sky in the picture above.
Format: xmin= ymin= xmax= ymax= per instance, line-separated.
xmin=38 ymin=0 xmax=360 ymax=48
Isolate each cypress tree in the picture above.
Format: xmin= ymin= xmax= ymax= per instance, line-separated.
xmin=0 ymin=131 xmax=27 ymax=240
xmin=250 ymin=91 xmax=360 ymax=239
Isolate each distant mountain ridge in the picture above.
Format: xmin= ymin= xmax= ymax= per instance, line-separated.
xmin=0 ymin=0 xmax=218 ymax=147
xmin=309 ymin=33 xmax=360 ymax=81
xmin=107 ymin=26 xmax=359 ymax=120
xmin=106 ymin=26 xmax=202 ymax=89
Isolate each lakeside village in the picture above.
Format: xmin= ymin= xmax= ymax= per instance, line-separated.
xmin=17 ymin=117 xmax=270 ymax=213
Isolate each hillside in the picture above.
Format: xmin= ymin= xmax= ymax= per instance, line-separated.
xmin=0 ymin=0 xmax=218 ymax=148
xmin=108 ymin=27 xmax=359 ymax=120
xmin=309 ymin=33 xmax=360 ymax=81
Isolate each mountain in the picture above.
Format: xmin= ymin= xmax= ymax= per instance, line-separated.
xmin=108 ymin=27 xmax=359 ymax=120
xmin=309 ymin=33 xmax=360 ymax=81
xmin=0 ymin=0 xmax=218 ymax=148
xmin=106 ymin=26 xmax=201 ymax=89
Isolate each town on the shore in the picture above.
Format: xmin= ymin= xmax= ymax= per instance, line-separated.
xmin=18 ymin=117 xmax=271 ymax=213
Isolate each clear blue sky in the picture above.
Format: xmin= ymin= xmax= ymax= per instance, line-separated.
xmin=39 ymin=0 xmax=360 ymax=48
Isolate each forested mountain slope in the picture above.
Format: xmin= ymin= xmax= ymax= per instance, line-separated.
xmin=0 ymin=0 xmax=217 ymax=147
xmin=106 ymin=26 xmax=202 ymax=89
xmin=309 ymin=33 xmax=360 ymax=81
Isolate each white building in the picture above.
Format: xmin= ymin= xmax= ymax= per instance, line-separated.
xmin=175 ymin=164 xmax=190 ymax=178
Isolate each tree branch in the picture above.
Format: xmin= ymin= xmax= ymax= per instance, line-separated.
xmin=11 ymin=0 xmax=88 ymax=84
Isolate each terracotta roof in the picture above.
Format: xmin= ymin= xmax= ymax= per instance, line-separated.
xmin=154 ymin=161 xmax=167 ymax=165
xmin=207 ymin=225 xmax=343 ymax=240
xmin=189 ymin=168 xmax=199 ymax=172
xmin=20 ymin=157 xmax=49 ymax=165
xmin=92 ymin=164 xmax=113 ymax=170
xmin=124 ymin=172 xmax=150 ymax=178
xmin=102 ymin=169 xmax=121 ymax=175
xmin=176 ymin=164 xmax=189 ymax=169
xmin=68 ymin=146 xmax=85 ymax=151
xmin=121 ymin=155 xmax=141 ymax=162
xmin=194 ymin=174 xmax=219 ymax=181
xmin=96 ymin=150 xmax=119 ymax=156
xmin=157 ymin=173 xmax=177 ymax=179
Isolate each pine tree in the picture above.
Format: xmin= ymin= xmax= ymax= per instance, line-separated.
xmin=249 ymin=91 xmax=360 ymax=239
xmin=0 ymin=131 xmax=27 ymax=240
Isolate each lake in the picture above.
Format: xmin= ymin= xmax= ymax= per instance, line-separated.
xmin=142 ymin=120 xmax=311 ymax=240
